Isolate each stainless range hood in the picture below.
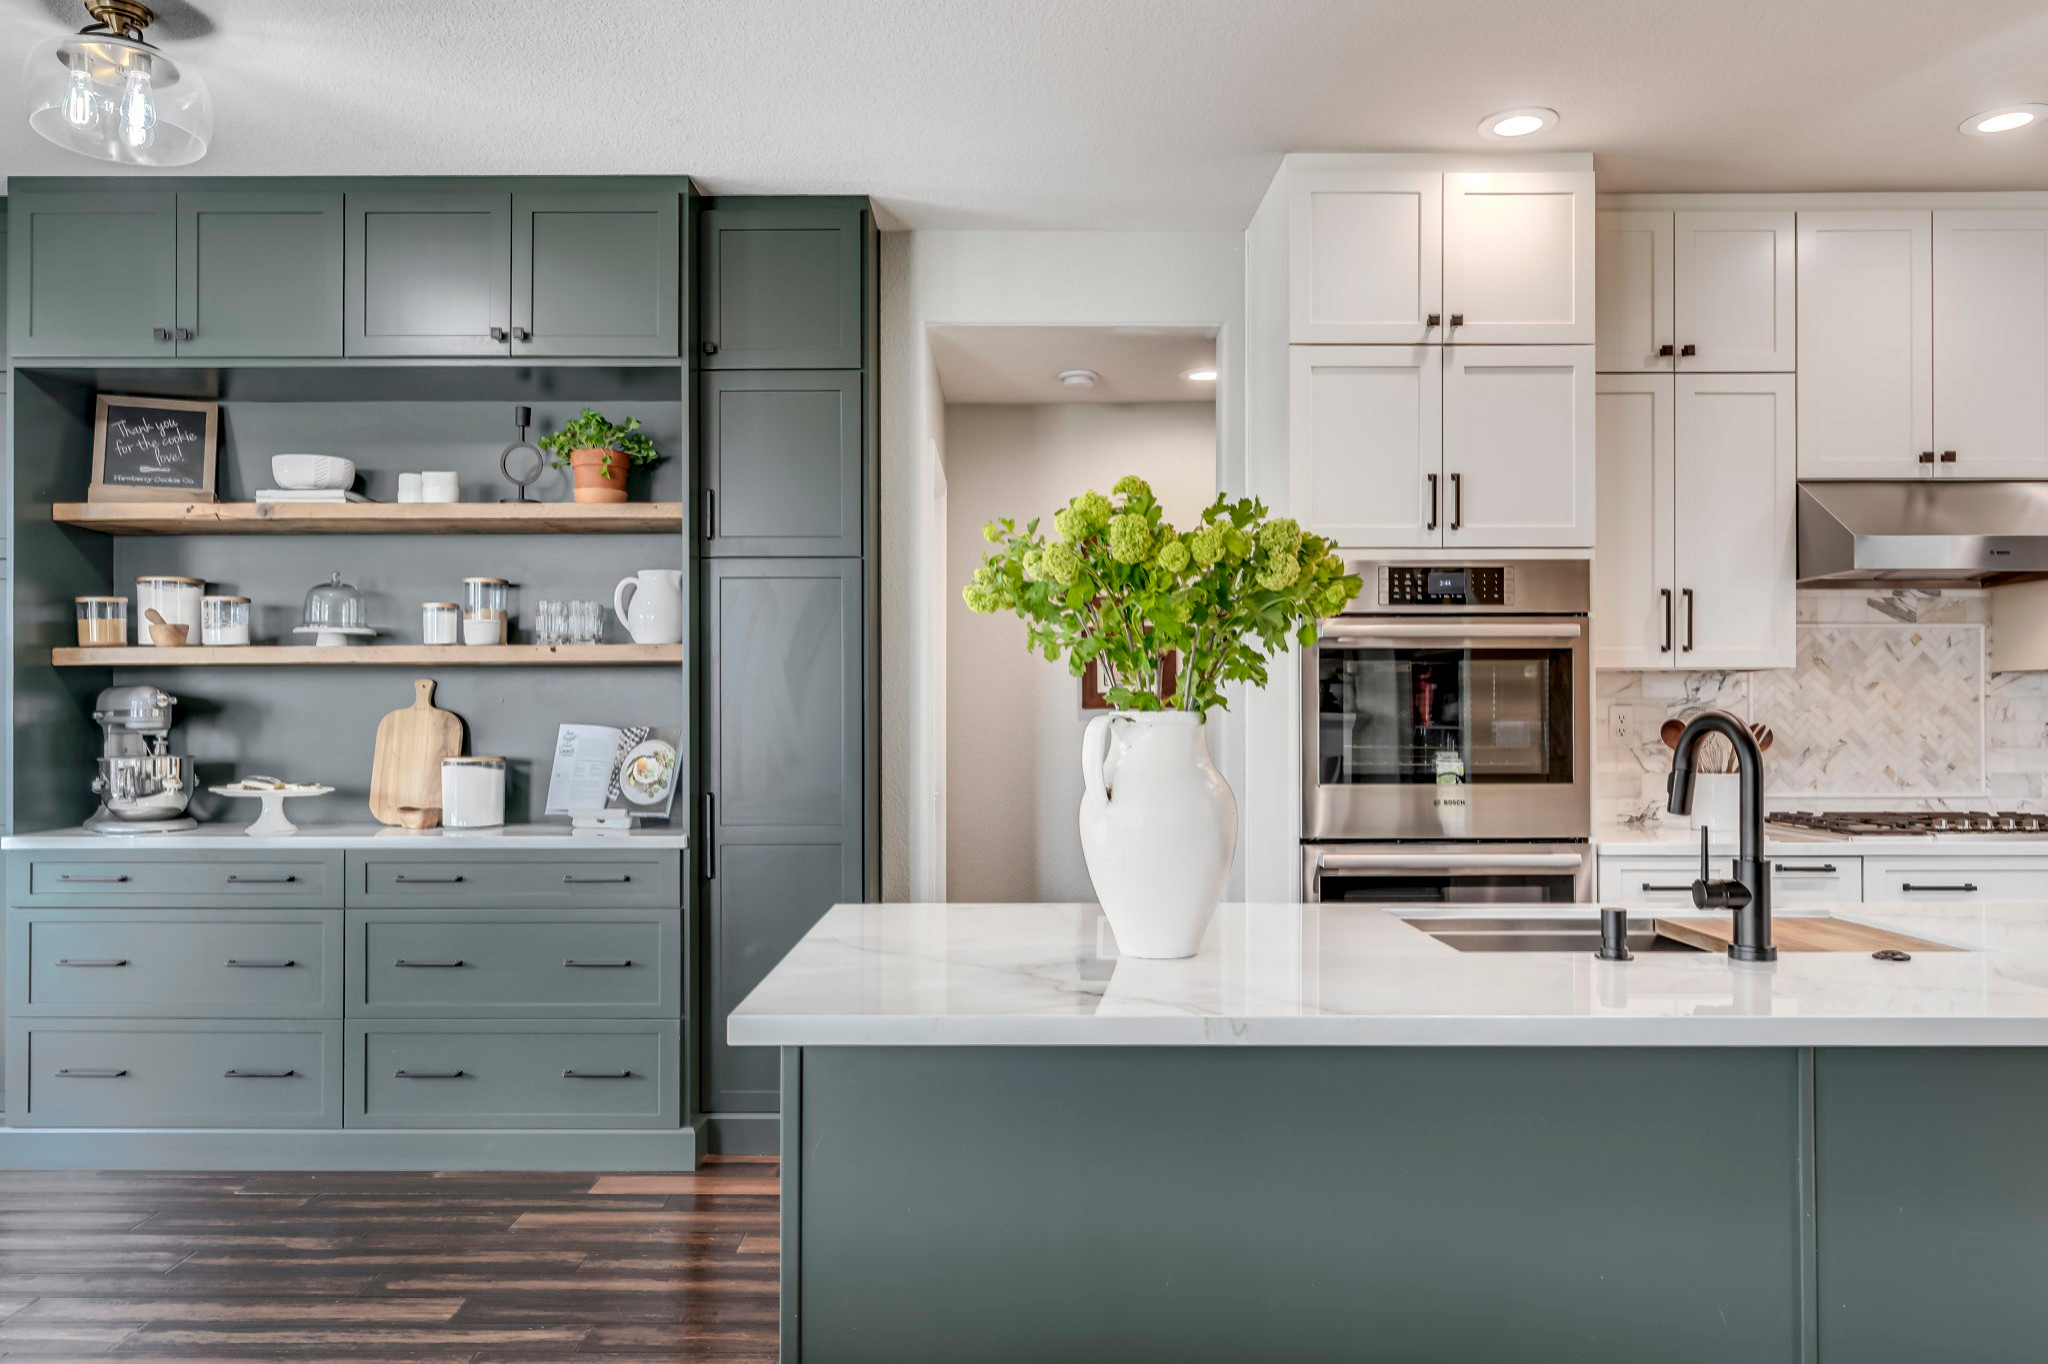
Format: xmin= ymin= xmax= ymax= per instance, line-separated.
xmin=1797 ymin=482 xmax=2048 ymax=586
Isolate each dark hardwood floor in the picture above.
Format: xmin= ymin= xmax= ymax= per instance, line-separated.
xmin=0 ymin=1159 xmax=779 ymax=1362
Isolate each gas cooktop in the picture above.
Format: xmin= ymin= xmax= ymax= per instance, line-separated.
xmin=1766 ymin=811 xmax=2048 ymax=837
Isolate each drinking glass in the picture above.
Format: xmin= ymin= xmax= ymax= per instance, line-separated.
xmin=534 ymin=599 xmax=564 ymax=645
xmin=570 ymin=601 xmax=604 ymax=645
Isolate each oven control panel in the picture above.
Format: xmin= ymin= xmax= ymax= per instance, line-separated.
xmin=1379 ymin=565 xmax=1512 ymax=607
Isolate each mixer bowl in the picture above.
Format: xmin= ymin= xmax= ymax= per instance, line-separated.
xmin=93 ymin=755 xmax=194 ymax=821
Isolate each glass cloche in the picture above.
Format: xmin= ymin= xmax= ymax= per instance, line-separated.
xmin=293 ymin=571 xmax=376 ymax=647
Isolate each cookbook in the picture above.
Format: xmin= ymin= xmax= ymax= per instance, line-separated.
xmin=543 ymin=723 xmax=681 ymax=819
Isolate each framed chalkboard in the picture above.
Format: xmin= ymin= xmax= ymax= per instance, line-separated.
xmin=90 ymin=395 xmax=219 ymax=503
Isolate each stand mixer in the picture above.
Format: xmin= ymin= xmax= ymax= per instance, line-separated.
xmin=85 ymin=685 xmax=197 ymax=834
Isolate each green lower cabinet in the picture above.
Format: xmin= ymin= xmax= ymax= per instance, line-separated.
xmin=348 ymin=906 xmax=680 ymax=1017
xmin=12 ymin=852 xmax=342 ymax=908
xmin=8 ymin=907 xmax=342 ymax=1018
xmin=349 ymin=851 xmax=679 ymax=908
xmin=7 ymin=1019 xmax=342 ymax=1128
xmin=345 ymin=1019 xmax=680 ymax=1129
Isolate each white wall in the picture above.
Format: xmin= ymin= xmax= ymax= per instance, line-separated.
xmin=880 ymin=230 xmax=1245 ymax=901
xmin=945 ymin=402 xmax=1218 ymax=902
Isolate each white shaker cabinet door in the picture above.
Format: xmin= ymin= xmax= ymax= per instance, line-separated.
xmin=1443 ymin=171 xmax=1595 ymax=344
xmin=1595 ymin=210 xmax=1673 ymax=372
xmin=1594 ymin=375 xmax=1676 ymax=668
xmin=1288 ymin=346 xmax=1442 ymax=548
xmin=1442 ymin=345 xmax=1594 ymax=548
xmin=1674 ymin=210 xmax=1795 ymax=372
xmin=1672 ymin=373 xmax=1796 ymax=670
xmin=1287 ymin=172 xmax=1443 ymax=344
xmin=1797 ymin=210 xmax=1933 ymax=478
xmin=1933 ymin=210 xmax=2048 ymax=479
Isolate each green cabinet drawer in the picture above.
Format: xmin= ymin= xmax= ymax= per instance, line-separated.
xmin=7 ymin=1020 xmax=342 ymax=1128
xmin=14 ymin=853 xmax=343 ymax=907
xmin=349 ymin=907 xmax=680 ymax=1017
xmin=346 ymin=1020 xmax=679 ymax=1128
xmin=349 ymin=852 xmax=679 ymax=907
xmin=10 ymin=909 xmax=341 ymax=1018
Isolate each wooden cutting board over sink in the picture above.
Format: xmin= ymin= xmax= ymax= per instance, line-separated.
xmin=1654 ymin=916 xmax=1958 ymax=954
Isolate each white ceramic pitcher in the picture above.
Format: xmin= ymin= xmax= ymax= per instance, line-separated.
xmin=1078 ymin=711 xmax=1238 ymax=959
xmin=612 ymin=569 xmax=684 ymax=644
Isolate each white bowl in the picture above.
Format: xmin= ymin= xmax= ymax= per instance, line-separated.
xmin=271 ymin=454 xmax=356 ymax=491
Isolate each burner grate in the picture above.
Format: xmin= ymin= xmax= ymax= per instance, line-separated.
xmin=1767 ymin=810 xmax=2048 ymax=835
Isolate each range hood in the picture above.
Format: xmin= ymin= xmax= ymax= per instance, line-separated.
xmin=1797 ymin=482 xmax=2048 ymax=586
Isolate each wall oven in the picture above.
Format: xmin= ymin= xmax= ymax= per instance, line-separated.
xmin=1302 ymin=559 xmax=1592 ymax=902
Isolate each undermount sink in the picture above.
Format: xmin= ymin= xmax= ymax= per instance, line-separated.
xmin=1400 ymin=915 xmax=1706 ymax=954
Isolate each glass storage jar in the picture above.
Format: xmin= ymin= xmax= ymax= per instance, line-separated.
xmin=75 ymin=596 xmax=128 ymax=647
xmin=135 ymin=575 xmax=203 ymax=647
xmin=200 ymin=595 xmax=251 ymax=646
xmin=441 ymin=756 xmax=506 ymax=828
xmin=422 ymin=602 xmax=460 ymax=646
xmin=462 ymin=577 xmax=509 ymax=646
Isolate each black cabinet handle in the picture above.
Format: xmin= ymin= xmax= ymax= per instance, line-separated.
xmin=701 ymin=488 xmax=717 ymax=540
xmin=58 ymin=874 xmax=129 ymax=884
xmin=702 ymin=793 xmax=717 ymax=880
xmin=563 ymin=874 xmax=632 ymax=885
xmin=226 ymin=874 xmax=297 ymax=885
xmin=1941 ymin=451 xmax=1958 ymax=463
xmin=226 ymin=959 xmax=297 ymax=968
xmin=56 ymin=1068 xmax=127 ymax=1078
xmin=1425 ymin=312 xmax=1442 ymax=328
xmin=512 ymin=326 xmax=532 ymax=342
xmin=1426 ymin=473 xmax=1439 ymax=531
xmin=489 ymin=326 xmax=509 ymax=342
xmin=563 ymin=1069 xmax=633 ymax=1079
xmin=56 ymin=958 xmax=127 ymax=967
xmin=564 ymin=958 xmax=634 ymax=968
xmin=394 ymin=875 xmax=465 ymax=885
xmin=1449 ymin=473 xmax=1463 ymax=531
xmin=173 ymin=327 xmax=194 ymax=342
xmin=1900 ymin=883 xmax=1977 ymax=893
xmin=1641 ymin=883 xmax=1697 ymax=893
xmin=1682 ymin=588 xmax=1696 ymax=652
xmin=702 ymin=339 xmax=719 ymax=356
xmin=395 ymin=1069 xmax=466 ymax=1079
xmin=1448 ymin=313 xmax=1464 ymax=328
xmin=1660 ymin=588 xmax=1673 ymax=653
xmin=1773 ymin=864 xmax=1838 ymax=874
xmin=224 ymin=1069 xmax=295 ymax=1079
xmin=1679 ymin=343 xmax=1696 ymax=357
xmin=152 ymin=327 xmax=171 ymax=342
xmin=394 ymin=959 xmax=466 ymax=968
xmin=1657 ymin=343 xmax=1675 ymax=358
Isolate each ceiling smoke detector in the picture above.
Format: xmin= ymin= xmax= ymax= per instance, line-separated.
xmin=1479 ymin=107 xmax=1558 ymax=140
xmin=1057 ymin=369 xmax=1100 ymax=389
xmin=1960 ymin=104 xmax=2048 ymax=136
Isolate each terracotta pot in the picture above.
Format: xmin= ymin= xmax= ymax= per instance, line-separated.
xmin=569 ymin=448 xmax=630 ymax=504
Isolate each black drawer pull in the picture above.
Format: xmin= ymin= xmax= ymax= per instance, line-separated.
xmin=394 ymin=959 xmax=466 ymax=968
xmin=57 ymin=874 xmax=130 ymax=884
xmin=1640 ymin=883 xmax=1696 ymax=893
xmin=1774 ymin=864 xmax=1839 ymax=874
xmin=563 ymin=1069 xmax=634 ymax=1079
xmin=564 ymin=958 xmax=634 ymax=968
xmin=1901 ymin=883 xmax=1978 ymax=893
xmin=55 ymin=958 xmax=128 ymax=967
xmin=563 ymin=874 xmax=633 ymax=885
xmin=395 ymin=1069 xmax=466 ymax=1079
xmin=225 ymin=874 xmax=298 ymax=885
xmin=394 ymin=874 xmax=466 ymax=885
xmin=56 ymin=1068 xmax=127 ymax=1078
xmin=224 ymin=1069 xmax=296 ymax=1079
xmin=226 ymin=959 xmax=297 ymax=969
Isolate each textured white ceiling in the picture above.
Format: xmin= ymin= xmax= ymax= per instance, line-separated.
xmin=931 ymin=326 xmax=1217 ymax=404
xmin=5 ymin=0 xmax=2048 ymax=229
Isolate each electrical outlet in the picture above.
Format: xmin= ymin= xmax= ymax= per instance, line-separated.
xmin=1609 ymin=706 xmax=1633 ymax=745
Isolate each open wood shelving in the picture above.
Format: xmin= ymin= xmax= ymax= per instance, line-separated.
xmin=52 ymin=501 xmax=684 ymax=536
xmin=52 ymin=644 xmax=682 ymax=668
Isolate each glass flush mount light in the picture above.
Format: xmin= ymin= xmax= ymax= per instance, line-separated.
xmin=24 ymin=0 xmax=212 ymax=166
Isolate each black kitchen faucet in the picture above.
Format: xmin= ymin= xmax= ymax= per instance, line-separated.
xmin=1666 ymin=710 xmax=1777 ymax=962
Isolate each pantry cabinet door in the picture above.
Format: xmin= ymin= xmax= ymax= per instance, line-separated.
xmin=1673 ymin=374 xmax=1796 ymax=670
xmin=345 ymin=191 xmax=512 ymax=357
xmin=1595 ymin=210 xmax=1673 ymax=372
xmin=1442 ymin=345 xmax=1594 ymax=548
xmin=1288 ymin=346 xmax=1442 ymax=548
xmin=1443 ymin=172 xmax=1594 ymax=344
xmin=1674 ymin=210 xmax=1794 ymax=372
xmin=1287 ymin=171 xmax=1443 ymax=344
xmin=1932 ymin=210 xmax=2048 ymax=479
xmin=175 ymin=192 xmax=344 ymax=358
xmin=1797 ymin=210 xmax=1932 ymax=478
xmin=7 ymin=192 xmax=176 ymax=358
xmin=699 ymin=206 xmax=864 ymax=369
xmin=1594 ymin=375 xmax=1676 ymax=669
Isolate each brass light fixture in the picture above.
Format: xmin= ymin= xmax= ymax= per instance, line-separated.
xmin=23 ymin=0 xmax=214 ymax=166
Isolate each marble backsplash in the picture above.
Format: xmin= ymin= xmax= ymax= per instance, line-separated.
xmin=1598 ymin=588 xmax=2048 ymax=825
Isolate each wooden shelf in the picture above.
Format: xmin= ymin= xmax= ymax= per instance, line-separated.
xmin=52 ymin=644 xmax=682 ymax=668
xmin=52 ymin=501 xmax=684 ymax=536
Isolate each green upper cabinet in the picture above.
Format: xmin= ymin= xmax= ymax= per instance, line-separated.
xmin=8 ymin=191 xmax=177 ymax=358
xmin=700 ymin=206 xmax=863 ymax=369
xmin=346 ymin=191 xmax=513 ymax=358
xmin=176 ymin=192 xmax=344 ymax=358
xmin=513 ymin=191 xmax=680 ymax=358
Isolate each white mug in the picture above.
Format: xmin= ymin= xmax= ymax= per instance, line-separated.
xmin=421 ymin=471 xmax=458 ymax=504
xmin=396 ymin=473 xmax=423 ymax=503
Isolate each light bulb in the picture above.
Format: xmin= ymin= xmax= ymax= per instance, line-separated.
xmin=1976 ymin=110 xmax=2036 ymax=133
xmin=118 ymin=66 xmax=156 ymax=148
xmin=1491 ymin=114 xmax=1545 ymax=137
xmin=61 ymin=66 xmax=98 ymax=128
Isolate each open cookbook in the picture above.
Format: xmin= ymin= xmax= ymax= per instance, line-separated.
xmin=543 ymin=723 xmax=681 ymax=820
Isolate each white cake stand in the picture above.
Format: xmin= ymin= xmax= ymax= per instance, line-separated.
xmin=210 ymin=784 xmax=335 ymax=836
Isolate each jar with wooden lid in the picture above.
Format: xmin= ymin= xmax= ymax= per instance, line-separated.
xmin=201 ymin=596 xmax=251 ymax=647
xmin=135 ymin=575 xmax=203 ymax=648
xmin=462 ymin=577 xmax=509 ymax=646
xmin=75 ymin=596 xmax=128 ymax=647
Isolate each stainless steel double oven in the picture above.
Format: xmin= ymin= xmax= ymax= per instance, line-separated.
xmin=1302 ymin=559 xmax=1592 ymax=903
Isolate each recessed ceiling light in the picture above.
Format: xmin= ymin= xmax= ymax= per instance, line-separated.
xmin=1057 ymin=369 xmax=1099 ymax=389
xmin=1479 ymin=107 xmax=1558 ymax=140
xmin=1960 ymin=104 xmax=2047 ymax=135
xmin=1182 ymin=369 xmax=1218 ymax=382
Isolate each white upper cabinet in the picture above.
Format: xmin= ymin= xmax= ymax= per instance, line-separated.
xmin=1443 ymin=172 xmax=1595 ymax=344
xmin=1673 ymin=210 xmax=1795 ymax=371
xmin=1796 ymin=210 xmax=1933 ymax=478
xmin=1287 ymin=172 xmax=1442 ymax=344
xmin=1594 ymin=375 xmax=1675 ymax=668
xmin=1442 ymin=345 xmax=1595 ymax=547
xmin=1595 ymin=210 xmax=1672 ymax=372
xmin=1289 ymin=346 xmax=1442 ymax=547
xmin=1932 ymin=210 xmax=2048 ymax=479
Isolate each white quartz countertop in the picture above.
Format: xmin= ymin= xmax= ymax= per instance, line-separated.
xmin=1 ymin=824 xmax=689 ymax=851
xmin=729 ymin=900 xmax=2048 ymax=1048
xmin=1598 ymin=823 xmax=2048 ymax=857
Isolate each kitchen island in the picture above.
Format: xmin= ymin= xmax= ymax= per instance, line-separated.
xmin=734 ymin=900 xmax=2048 ymax=1364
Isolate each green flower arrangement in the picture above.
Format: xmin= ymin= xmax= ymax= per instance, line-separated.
xmin=538 ymin=408 xmax=662 ymax=481
xmin=963 ymin=475 xmax=1362 ymax=714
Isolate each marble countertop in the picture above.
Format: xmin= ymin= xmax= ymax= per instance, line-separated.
xmin=1598 ymin=822 xmax=2048 ymax=856
xmin=729 ymin=900 xmax=2048 ymax=1048
xmin=1 ymin=823 xmax=689 ymax=851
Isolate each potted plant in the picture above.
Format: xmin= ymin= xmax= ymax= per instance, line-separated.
xmin=539 ymin=409 xmax=662 ymax=504
xmin=964 ymin=476 xmax=1360 ymax=957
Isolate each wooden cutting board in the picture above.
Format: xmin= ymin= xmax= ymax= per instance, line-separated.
xmin=1655 ymin=916 xmax=1958 ymax=954
xmin=369 ymin=678 xmax=464 ymax=825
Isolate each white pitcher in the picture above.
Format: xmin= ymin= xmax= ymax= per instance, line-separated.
xmin=612 ymin=569 xmax=684 ymax=644
xmin=1078 ymin=711 xmax=1238 ymax=959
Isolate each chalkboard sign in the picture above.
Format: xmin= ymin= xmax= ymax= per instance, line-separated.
xmin=90 ymin=395 xmax=219 ymax=503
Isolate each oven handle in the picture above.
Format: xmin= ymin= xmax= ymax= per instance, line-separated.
xmin=1316 ymin=623 xmax=1582 ymax=642
xmin=1315 ymin=852 xmax=1588 ymax=872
